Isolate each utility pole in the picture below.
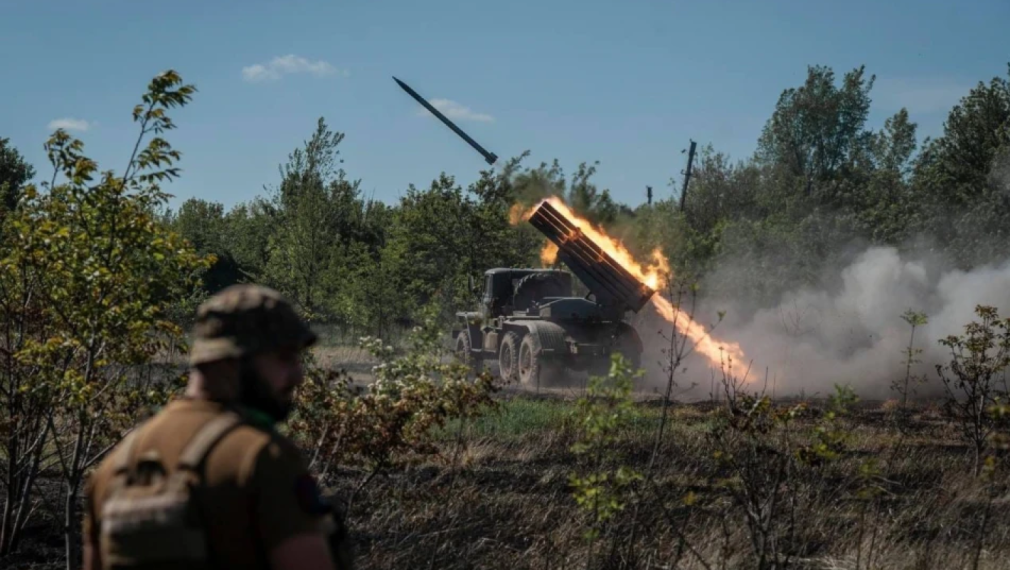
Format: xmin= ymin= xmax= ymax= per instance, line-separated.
xmin=679 ymin=139 xmax=697 ymax=212
xmin=646 ymin=185 xmax=653 ymax=205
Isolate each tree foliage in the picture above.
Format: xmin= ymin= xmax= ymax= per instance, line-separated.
xmin=0 ymin=137 xmax=36 ymax=237
xmin=0 ymin=70 xmax=212 ymax=568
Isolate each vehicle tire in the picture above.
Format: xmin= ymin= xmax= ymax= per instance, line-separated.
xmin=498 ymin=331 xmax=520 ymax=384
xmin=517 ymin=333 xmax=542 ymax=389
xmin=455 ymin=331 xmax=482 ymax=377
xmin=517 ymin=333 xmax=562 ymax=389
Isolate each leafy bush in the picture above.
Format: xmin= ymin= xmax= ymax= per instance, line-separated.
xmin=936 ymin=305 xmax=1010 ymax=476
xmin=0 ymin=70 xmax=212 ymax=568
xmin=289 ymin=304 xmax=502 ymax=504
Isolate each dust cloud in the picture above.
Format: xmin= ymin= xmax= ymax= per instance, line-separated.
xmin=633 ymin=246 xmax=1010 ymax=401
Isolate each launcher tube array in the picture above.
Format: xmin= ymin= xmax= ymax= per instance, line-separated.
xmin=527 ymin=201 xmax=655 ymax=313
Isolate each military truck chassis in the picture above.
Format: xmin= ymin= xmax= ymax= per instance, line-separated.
xmin=453 ymin=312 xmax=642 ymax=388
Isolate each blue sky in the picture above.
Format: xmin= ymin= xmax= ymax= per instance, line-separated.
xmin=2 ymin=0 xmax=1008 ymax=212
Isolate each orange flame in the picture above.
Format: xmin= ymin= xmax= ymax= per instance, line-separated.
xmin=511 ymin=195 xmax=747 ymax=371
xmin=509 ymin=202 xmax=528 ymax=225
xmin=651 ymin=295 xmax=747 ymax=370
xmin=540 ymin=241 xmax=559 ymax=265
xmin=524 ymin=197 xmax=669 ymax=290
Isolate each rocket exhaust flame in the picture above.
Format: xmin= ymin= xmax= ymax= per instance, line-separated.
xmin=649 ymin=294 xmax=746 ymax=371
xmin=513 ymin=196 xmax=747 ymax=371
xmin=540 ymin=242 xmax=559 ymax=266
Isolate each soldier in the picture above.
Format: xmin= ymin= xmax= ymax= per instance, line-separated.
xmin=82 ymin=284 xmax=352 ymax=570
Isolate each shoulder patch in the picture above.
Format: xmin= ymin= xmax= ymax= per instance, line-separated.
xmin=294 ymin=473 xmax=331 ymax=516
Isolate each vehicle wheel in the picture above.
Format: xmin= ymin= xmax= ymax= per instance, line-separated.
xmin=498 ymin=331 xmax=520 ymax=384
xmin=455 ymin=331 xmax=482 ymax=377
xmin=517 ymin=333 xmax=542 ymax=389
xmin=518 ymin=333 xmax=562 ymax=389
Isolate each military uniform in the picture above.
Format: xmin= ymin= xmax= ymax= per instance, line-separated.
xmin=82 ymin=284 xmax=351 ymax=569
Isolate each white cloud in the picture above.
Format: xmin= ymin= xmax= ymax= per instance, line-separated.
xmin=873 ymin=77 xmax=971 ymax=115
xmin=242 ymin=54 xmax=346 ymax=82
xmin=416 ymin=98 xmax=494 ymax=123
xmin=48 ymin=118 xmax=91 ymax=131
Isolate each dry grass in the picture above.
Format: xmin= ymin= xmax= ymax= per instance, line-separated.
xmin=323 ymin=395 xmax=1010 ymax=570
xmin=10 ymin=340 xmax=1010 ymax=570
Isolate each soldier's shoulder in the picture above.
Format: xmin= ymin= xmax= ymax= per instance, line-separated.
xmin=244 ymin=425 xmax=306 ymax=466
xmin=218 ymin=413 xmax=302 ymax=454
xmin=212 ymin=418 xmax=307 ymax=482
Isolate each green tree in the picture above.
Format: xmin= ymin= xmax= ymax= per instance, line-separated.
xmin=0 ymin=137 xmax=36 ymax=230
xmin=566 ymin=161 xmax=621 ymax=226
xmin=383 ymin=174 xmax=474 ymax=320
xmin=569 ymin=353 xmax=643 ymax=549
xmin=263 ymin=118 xmax=352 ymax=318
xmin=507 ymin=155 xmax=627 ymax=227
xmin=911 ymin=66 xmax=1010 ymax=266
xmin=384 ymin=165 xmax=543 ymax=325
xmin=340 ymin=241 xmax=407 ymax=337
xmin=0 ymin=139 xmax=41 ymax=555
xmin=872 ymin=108 xmax=918 ymax=177
xmin=222 ymin=196 xmax=277 ymax=281
xmin=755 ymin=65 xmax=876 ymax=201
xmin=0 ymin=70 xmax=211 ymax=569
xmin=915 ymin=69 xmax=1010 ymax=206
xmin=936 ymin=305 xmax=1010 ymax=477
xmin=690 ymin=65 xmax=924 ymax=306
xmin=171 ymin=197 xmax=242 ymax=293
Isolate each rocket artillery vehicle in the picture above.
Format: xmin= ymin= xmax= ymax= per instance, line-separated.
xmin=452 ymin=200 xmax=655 ymax=387
xmin=392 ymin=75 xmax=656 ymax=386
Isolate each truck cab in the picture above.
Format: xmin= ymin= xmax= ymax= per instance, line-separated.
xmin=474 ymin=268 xmax=573 ymax=321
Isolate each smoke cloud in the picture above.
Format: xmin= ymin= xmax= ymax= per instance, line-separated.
xmin=634 ymin=246 xmax=1010 ymax=401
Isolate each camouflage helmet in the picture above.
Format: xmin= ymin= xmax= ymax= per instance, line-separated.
xmin=189 ymin=284 xmax=317 ymax=366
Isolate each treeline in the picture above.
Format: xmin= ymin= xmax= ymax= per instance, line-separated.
xmin=3 ymin=63 xmax=1008 ymax=335
xmin=152 ymin=64 xmax=1010 ymax=334
xmin=157 ymin=118 xmax=645 ymax=335
xmin=163 ymin=119 xmax=547 ymax=335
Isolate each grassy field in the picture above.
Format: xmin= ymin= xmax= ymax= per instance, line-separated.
xmin=323 ymin=393 xmax=1010 ymax=570
xmin=9 ymin=341 xmax=1010 ymax=570
xmin=147 ymin=340 xmax=1010 ymax=569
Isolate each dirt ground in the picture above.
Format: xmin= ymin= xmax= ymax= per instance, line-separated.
xmin=326 ymin=397 xmax=1010 ymax=570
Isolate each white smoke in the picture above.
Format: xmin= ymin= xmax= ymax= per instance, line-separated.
xmin=637 ymin=246 xmax=1010 ymax=401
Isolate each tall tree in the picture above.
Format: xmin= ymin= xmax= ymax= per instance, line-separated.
xmin=0 ymin=137 xmax=36 ymax=223
xmin=566 ymin=161 xmax=620 ymax=226
xmin=172 ymin=198 xmax=242 ymax=293
xmin=223 ymin=196 xmax=277 ymax=282
xmin=755 ymin=65 xmax=876 ymax=201
xmin=910 ymin=67 xmax=1010 ymax=267
xmin=914 ymin=69 xmax=1010 ymax=207
xmin=872 ymin=108 xmax=918 ymax=177
xmin=263 ymin=118 xmax=352 ymax=317
xmin=384 ymin=174 xmax=472 ymax=317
